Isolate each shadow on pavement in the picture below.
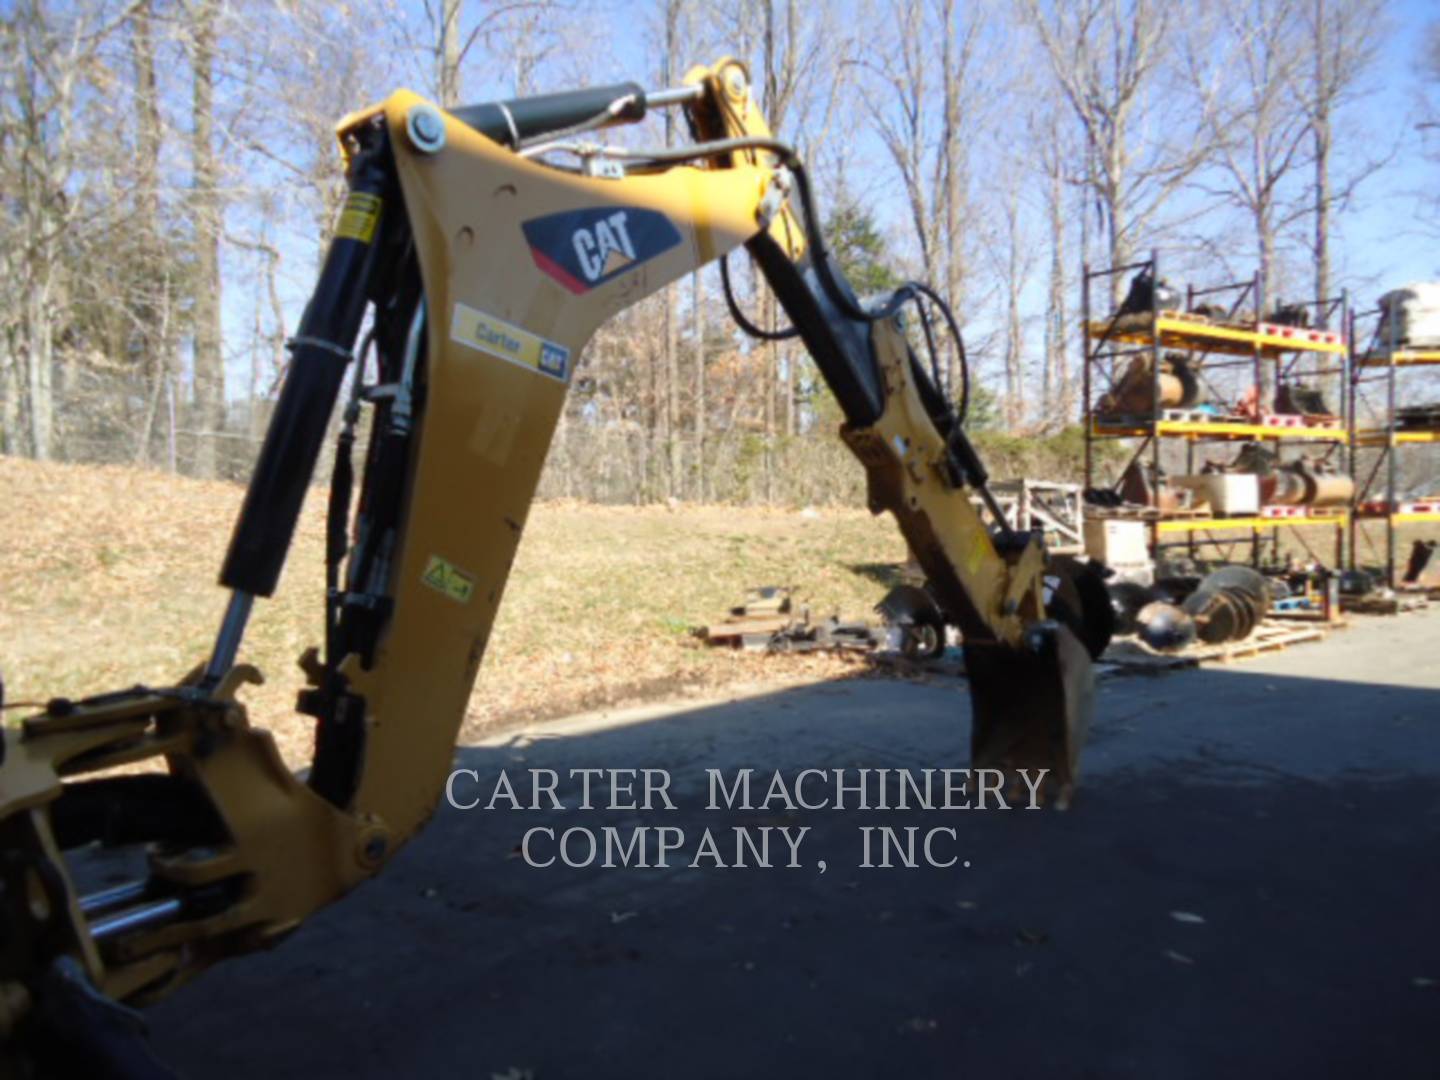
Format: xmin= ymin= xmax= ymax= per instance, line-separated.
xmin=149 ymin=662 xmax=1440 ymax=1079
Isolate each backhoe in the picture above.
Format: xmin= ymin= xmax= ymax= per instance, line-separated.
xmin=0 ymin=58 xmax=1111 ymax=1076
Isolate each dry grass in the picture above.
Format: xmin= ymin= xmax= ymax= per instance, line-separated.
xmin=0 ymin=458 xmax=906 ymax=765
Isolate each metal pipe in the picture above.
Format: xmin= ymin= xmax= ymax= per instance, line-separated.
xmin=89 ymin=898 xmax=182 ymax=941
xmin=202 ymin=591 xmax=254 ymax=685
xmin=78 ymin=881 xmax=149 ymax=916
xmin=645 ymin=84 xmax=705 ymax=107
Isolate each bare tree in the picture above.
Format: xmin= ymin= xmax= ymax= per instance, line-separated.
xmin=937 ymin=0 xmax=974 ymax=397
xmin=998 ymin=183 xmax=1031 ymax=428
xmin=1181 ymin=0 xmax=1317 ymax=320
xmin=1297 ymin=0 xmax=1387 ymax=323
xmin=1023 ymin=0 xmax=1207 ymax=300
xmin=439 ymin=0 xmax=461 ymax=106
xmin=185 ymin=0 xmax=224 ymax=477
xmin=0 ymin=1 xmax=138 ymax=459
xmin=757 ymin=0 xmax=798 ymax=497
xmin=718 ymin=0 xmax=854 ymax=496
xmin=1034 ymin=105 xmax=1076 ymax=425
xmin=978 ymin=150 xmax=1038 ymax=429
xmin=662 ymin=0 xmax=683 ymax=498
xmin=860 ymin=0 xmax=985 ymax=399
xmin=128 ymin=0 xmax=173 ymax=465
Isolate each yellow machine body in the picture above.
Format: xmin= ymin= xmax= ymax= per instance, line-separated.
xmin=0 ymin=59 xmax=1103 ymax=1063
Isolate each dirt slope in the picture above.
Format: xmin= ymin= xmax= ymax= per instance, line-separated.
xmin=1 ymin=458 xmax=905 ymax=764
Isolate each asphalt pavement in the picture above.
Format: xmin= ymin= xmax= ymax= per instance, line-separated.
xmin=149 ymin=612 xmax=1440 ymax=1079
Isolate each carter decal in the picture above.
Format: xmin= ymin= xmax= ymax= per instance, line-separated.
xmin=450 ymin=302 xmax=571 ymax=383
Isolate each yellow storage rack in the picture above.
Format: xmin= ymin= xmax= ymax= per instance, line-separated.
xmin=1347 ymin=307 xmax=1440 ymax=582
xmin=1083 ymin=252 xmax=1351 ymax=570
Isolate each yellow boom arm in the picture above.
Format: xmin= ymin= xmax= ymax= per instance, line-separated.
xmin=0 ymin=58 xmax=1106 ymax=1069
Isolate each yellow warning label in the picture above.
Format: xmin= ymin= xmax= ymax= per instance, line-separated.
xmin=335 ymin=191 xmax=382 ymax=244
xmin=450 ymin=302 xmax=571 ymax=382
xmin=421 ymin=555 xmax=475 ymax=604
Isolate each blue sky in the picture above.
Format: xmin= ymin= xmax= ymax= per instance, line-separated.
xmin=1329 ymin=0 xmax=1437 ymax=304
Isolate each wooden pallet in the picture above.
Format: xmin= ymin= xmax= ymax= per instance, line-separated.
xmin=1161 ymin=408 xmax=1229 ymax=424
xmin=1097 ymin=409 xmax=1242 ymax=427
xmin=1396 ymin=589 xmax=1440 ymax=604
xmin=1341 ymin=593 xmax=1430 ymax=616
xmin=697 ymin=614 xmax=794 ymax=644
xmin=1089 ymin=506 xmax=1210 ymax=521
xmin=1102 ymin=620 xmax=1329 ymax=671
xmin=1087 ymin=505 xmax=1162 ymax=520
xmin=1358 ymin=499 xmax=1440 ymax=516
xmin=1159 ymin=308 xmax=1210 ymax=324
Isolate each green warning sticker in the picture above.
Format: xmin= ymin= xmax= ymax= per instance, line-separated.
xmin=421 ymin=555 xmax=475 ymax=604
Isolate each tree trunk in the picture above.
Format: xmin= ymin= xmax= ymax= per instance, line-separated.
xmin=439 ymin=0 xmax=462 ymax=106
xmin=134 ymin=275 xmax=173 ymax=464
xmin=132 ymin=0 xmax=166 ymax=465
xmin=1312 ymin=0 xmax=1330 ymax=323
xmin=189 ymin=0 xmax=224 ymax=478
xmin=783 ymin=347 xmax=794 ymax=438
xmin=1258 ymin=204 xmax=1276 ymax=409
xmin=760 ymin=0 xmax=780 ymax=503
xmin=1045 ymin=136 xmax=1067 ymax=424
xmin=1 ymin=341 xmax=21 ymax=455
xmin=25 ymin=284 xmax=54 ymax=460
xmin=1313 ymin=123 xmax=1330 ymax=314
xmin=664 ymin=296 xmax=679 ymax=498
xmin=940 ymin=0 xmax=963 ymax=398
xmin=1005 ymin=199 xmax=1024 ymax=429
xmin=661 ymin=0 xmax=683 ymax=499
xmin=1257 ymin=204 xmax=1273 ymax=317
xmin=763 ymin=291 xmax=776 ymax=504
xmin=1105 ymin=143 xmax=1129 ymax=306
xmin=693 ymin=271 xmax=706 ymax=501
xmin=133 ymin=2 xmax=161 ymax=224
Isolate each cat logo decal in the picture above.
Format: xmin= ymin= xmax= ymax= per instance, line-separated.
xmin=522 ymin=207 xmax=681 ymax=294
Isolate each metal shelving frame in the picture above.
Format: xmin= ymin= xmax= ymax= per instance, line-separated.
xmin=1347 ymin=304 xmax=1440 ymax=583
xmin=1082 ymin=250 xmax=1351 ymax=570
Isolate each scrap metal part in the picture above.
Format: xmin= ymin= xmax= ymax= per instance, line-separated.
xmin=1403 ymin=541 xmax=1440 ymax=589
xmin=1133 ymin=565 xmax=1269 ymax=652
xmin=876 ymin=583 xmax=947 ymax=661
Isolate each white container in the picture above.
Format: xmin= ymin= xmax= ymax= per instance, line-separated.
xmin=1378 ymin=283 xmax=1440 ymax=349
xmin=1171 ymin=474 xmax=1260 ymax=516
xmin=1084 ymin=519 xmax=1150 ymax=566
xmin=1107 ymin=560 xmax=1155 ymax=587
